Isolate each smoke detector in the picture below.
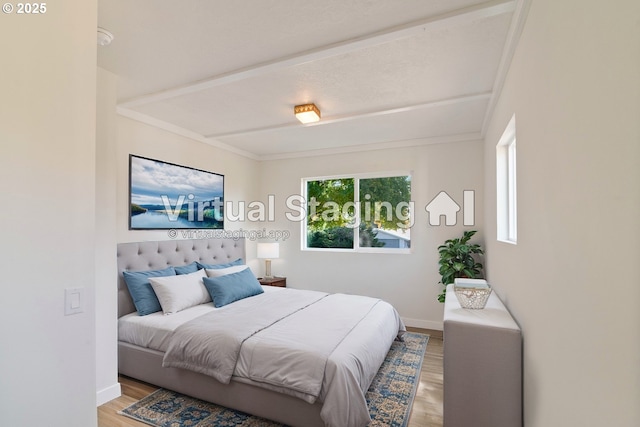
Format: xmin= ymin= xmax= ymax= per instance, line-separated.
xmin=97 ymin=27 xmax=114 ymax=46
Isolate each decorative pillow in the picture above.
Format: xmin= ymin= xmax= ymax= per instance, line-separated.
xmin=202 ymin=268 xmax=264 ymax=308
xmin=196 ymin=258 xmax=243 ymax=270
xmin=205 ymin=264 xmax=248 ymax=278
xmin=122 ymin=266 xmax=176 ymax=316
xmin=174 ymin=261 xmax=200 ymax=275
xmin=148 ymin=269 xmax=211 ymax=315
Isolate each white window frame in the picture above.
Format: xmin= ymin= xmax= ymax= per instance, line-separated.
xmin=301 ymin=171 xmax=412 ymax=254
xmin=496 ymin=115 xmax=517 ymax=244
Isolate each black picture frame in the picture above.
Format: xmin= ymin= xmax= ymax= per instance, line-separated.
xmin=129 ymin=155 xmax=224 ymax=230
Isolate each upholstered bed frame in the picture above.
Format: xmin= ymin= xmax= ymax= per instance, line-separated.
xmin=117 ymin=238 xmax=324 ymax=427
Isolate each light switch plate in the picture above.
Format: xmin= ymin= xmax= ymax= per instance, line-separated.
xmin=65 ymin=288 xmax=84 ymax=315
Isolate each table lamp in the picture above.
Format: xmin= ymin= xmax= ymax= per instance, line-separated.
xmin=256 ymin=242 xmax=279 ymax=278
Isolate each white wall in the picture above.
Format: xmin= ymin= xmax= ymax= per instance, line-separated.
xmin=483 ymin=0 xmax=640 ymax=425
xmin=116 ymin=117 xmax=261 ymax=244
xmin=0 ymin=1 xmax=98 ymax=426
xmin=96 ymin=68 xmax=120 ymax=405
xmin=91 ymin=111 xmax=262 ymax=403
xmin=99 ymin=123 xmax=482 ymax=388
xmin=259 ymin=141 xmax=484 ymax=329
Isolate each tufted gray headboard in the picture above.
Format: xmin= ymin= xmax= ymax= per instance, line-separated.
xmin=117 ymin=238 xmax=246 ymax=318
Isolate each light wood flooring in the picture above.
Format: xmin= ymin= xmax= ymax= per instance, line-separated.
xmin=98 ymin=327 xmax=443 ymax=427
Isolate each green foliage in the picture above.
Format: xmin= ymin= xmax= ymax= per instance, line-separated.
xmin=306 ymin=176 xmax=411 ymax=231
xmin=359 ymin=176 xmax=411 ymax=229
xmin=307 ymin=225 xmax=384 ymax=249
xmin=358 ymin=225 xmax=385 ymax=248
xmin=308 ymin=226 xmax=354 ymax=248
xmin=437 ymin=230 xmax=484 ymax=302
xmin=130 ymin=204 xmax=147 ymax=215
xmin=307 ymin=179 xmax=355 ymax=230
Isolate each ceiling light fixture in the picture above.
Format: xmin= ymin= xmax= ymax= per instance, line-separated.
xmin=294 ymin=103 xmax=321 ymax=124
xmin=97 ymin=27 xmax=114 ymax=46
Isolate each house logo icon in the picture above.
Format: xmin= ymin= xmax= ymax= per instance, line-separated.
xmin=425 ymin=190 xmax=475 ymax=226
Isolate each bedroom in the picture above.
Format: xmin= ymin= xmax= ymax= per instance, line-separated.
xmin=1 ymin=0 xmax=638 ymax=426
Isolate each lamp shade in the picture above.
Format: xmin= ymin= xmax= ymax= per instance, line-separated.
xmin=257 ymin=242 xmax=279 ymax=259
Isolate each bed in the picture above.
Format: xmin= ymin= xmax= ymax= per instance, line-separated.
xmin=117 ymin=238 xmax=405 ymax=427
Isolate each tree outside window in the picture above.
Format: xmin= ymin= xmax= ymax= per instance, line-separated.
xmin=304 ymin=174 xmax=412 ymax=251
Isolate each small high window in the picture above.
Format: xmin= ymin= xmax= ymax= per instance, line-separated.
xmin=496 ymin=115 xmax=517 ymax=244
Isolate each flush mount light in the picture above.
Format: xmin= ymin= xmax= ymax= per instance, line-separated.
xmin=97 ymin=27 xmax=114 ymax=46
xmin=294 ymin=103 xmax=321 ymax=124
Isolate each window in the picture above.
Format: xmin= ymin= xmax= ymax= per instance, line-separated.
xmin=496 ymin=115 xmax=517 ymax=244
xmin=302 ymin=173 xmax=412 ymax=252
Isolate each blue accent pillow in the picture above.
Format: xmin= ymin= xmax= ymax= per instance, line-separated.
xmin=174 ymin=261 xmax=200 ymax=275
xmin=123 ymin=266 xmax=176 ymax=315
xmin=202 ymin=268 xmax=264 ymax=308
xmin=197 ymin=258 xmax=243 ymax=270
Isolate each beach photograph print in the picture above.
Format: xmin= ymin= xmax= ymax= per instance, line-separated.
xmin=129 ymin=155 xmax=224 ymax=230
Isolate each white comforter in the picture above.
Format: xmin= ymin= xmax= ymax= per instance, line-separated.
xmin=162 ymin=287 xmax=405 ymax=427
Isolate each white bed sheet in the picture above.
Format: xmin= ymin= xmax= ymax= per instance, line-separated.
xmin=118 ymin=286 xmax=280 ymax=352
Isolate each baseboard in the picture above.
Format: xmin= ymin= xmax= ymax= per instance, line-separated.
xmin=402 ymin=317 xmax=443 ymax=331
xmin=96 ymin=382 xmax=122 ymax=406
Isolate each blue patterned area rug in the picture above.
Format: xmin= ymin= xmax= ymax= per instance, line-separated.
xmin=119 ymin=332 xmax=429 ymax=427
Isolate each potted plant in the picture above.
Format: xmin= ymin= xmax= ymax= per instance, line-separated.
xmin=437 ymin=230 xmax=484 ymax=302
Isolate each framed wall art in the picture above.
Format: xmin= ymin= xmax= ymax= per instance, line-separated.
xmin=129 ymin=155 xmax=224 ymax=230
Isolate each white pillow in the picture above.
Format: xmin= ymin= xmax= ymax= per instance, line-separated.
xmin=205 ymin=264 xmax=249 ymax=278
xmin=149 ymin=269 xmax=211 ymax=315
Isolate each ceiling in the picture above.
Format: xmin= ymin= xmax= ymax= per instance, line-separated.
xmin=98 ymin=0 xmax=527 ymax=160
